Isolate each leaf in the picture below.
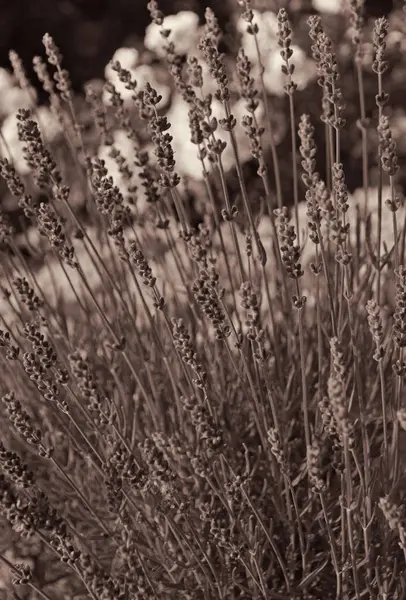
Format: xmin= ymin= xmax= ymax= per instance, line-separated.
xmin=298 ymin=558 xmax=329 ymax=589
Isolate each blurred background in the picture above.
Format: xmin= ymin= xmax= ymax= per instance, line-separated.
xmin=0 ymin=0 xmax=233 ymax=95
xmin=0 ymin=0 xmax=405 ymax=245
xmin=0 ymin=0 xmax=398 ymax=95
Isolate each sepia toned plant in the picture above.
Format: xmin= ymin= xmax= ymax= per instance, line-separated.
xmin=0 ymin=2 xmax=404 ymax=599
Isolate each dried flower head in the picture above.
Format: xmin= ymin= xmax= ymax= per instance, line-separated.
xmin=199 ymin=12 xmax=229 ymax=103
xmin=372 ymin=17 xmax=389 ymax=76
xmin=393 ymin=266 xmax=406 ymax=349
xmin=192 ymin=267 xmax=230 ymax=340
xmin=299 ymin=114 xmax=317 ymax=188
xmin=274 ymin=207 xmax=303 ymax=279
xmin=2 ymin=392 xmax=52 ymax=458
xmin=42 ymin=34 xmax=72 ymax=103
xmin=267 ymin=427 xmax=289 ymax=474
xmin=277 ymin=9 xmax=297 ymax=96
xmin=366 ymin=299 xmax=384 ymax=360
xmin=36 ymin=202 xmax=78 ymax=268
xmin=328 ymin=337 xmax=353 ymax=444
xmin=14 ymin=277 xmax=43 ymax=312
xmin=307 ymin=438 xmax=326 ymax=492
xmin=172 ymin=317 xmax=207 ymax=388
xmin=16 ymin=108 xmax=61 ymax=189
xmin=378 ymin=116 xmax=399 ymax=177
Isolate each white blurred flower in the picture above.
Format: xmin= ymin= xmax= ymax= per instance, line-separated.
xmin=231 ymin=97 xmax=266 ymax=164
xmin=144 ymin=11 xmax=200 ymax=58
xmin=210 ymin=97 xmax=260 ymax=172
xmin=312 ymin=0 xmax=346 ymax=14
xmin=103 ymin=58 xmax=170 ymax=109
xmin=132 ymin=65 xmax=170 ymax=105
xmin=104 ymin=47 xmax=139 ymax=81
xmin=263 ymin=45 xmax=317 ymax=96
xmin=0 ymin=67 xmax=38 ymax=119
xmin=352 ymin=186 xmax=404 ymax=253
xmin=237 ymin=10 xmax=279 ymax=63
xmin=390 ymin=111 xmax=406 ymax=153
xmin=233 ymin=96 xmax=264 ymax=124
xmin=0 ymin=113 xmax=29 ymax=173
xmin=0 ymin=68 xmax=14 ymax=91
xmin=0 ymin=86 xmax=35 ymax=119
xmin=166 ymin=94 xmax=264 ymax=179
xmin=164 ymin=96 xmax=200 ymax=178
xmin=36 ymin=106 xmax=63 ymax=143
xmin=198 ymin=56 xmax=219 ymax=96
xmin=387 ymin=30 xmax=404 ymax=50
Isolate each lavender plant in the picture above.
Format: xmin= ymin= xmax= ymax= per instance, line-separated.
xmin=0 ymin=2 xmax=405 ymax=599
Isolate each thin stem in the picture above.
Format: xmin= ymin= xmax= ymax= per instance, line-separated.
xmin=288 ymin=94 xmax=300 ymax=247
xmin=295 ymin=280 xmax=311 ymax=451
xmin=253 ymin=34 xmax=283 ymax=209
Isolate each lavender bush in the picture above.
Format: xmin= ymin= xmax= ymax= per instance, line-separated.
xmin=0 ymin=1 xmax=405 ymax=598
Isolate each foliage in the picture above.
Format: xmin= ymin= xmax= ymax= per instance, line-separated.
xmin=0 ymin=1 xmax=405 ymax=599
